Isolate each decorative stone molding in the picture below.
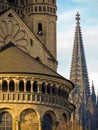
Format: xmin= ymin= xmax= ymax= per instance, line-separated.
xmin=0 ymin=19 xmax=29 ymax=51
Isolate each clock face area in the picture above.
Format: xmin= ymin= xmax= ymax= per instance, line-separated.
xmin=0 ymin=18 xmax=29 ymax=51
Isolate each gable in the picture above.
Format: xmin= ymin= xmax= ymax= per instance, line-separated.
xmin=0 ymin=9 xmax=55 ymax=57
xmin=0 ymin=9 xmax=56 ymax=70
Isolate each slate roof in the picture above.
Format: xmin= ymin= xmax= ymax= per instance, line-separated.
xmin=0 ymin=43 xmax=64 ymax=79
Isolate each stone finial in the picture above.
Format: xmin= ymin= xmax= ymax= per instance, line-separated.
xmin=76 ymin=12 xmax=80 ymax=25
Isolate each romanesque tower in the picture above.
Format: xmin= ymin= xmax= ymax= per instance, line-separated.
xmin=69 ymin=12 xmax=95 ymax=130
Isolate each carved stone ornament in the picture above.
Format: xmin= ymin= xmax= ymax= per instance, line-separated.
xmin=0 ymin=19 xmax=29 ymax=50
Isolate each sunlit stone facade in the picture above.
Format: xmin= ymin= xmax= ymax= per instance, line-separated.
xmin=0 ymin=0 xmax=75 ymax=130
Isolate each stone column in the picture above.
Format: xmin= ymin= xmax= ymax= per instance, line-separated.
xmin=0 ymin=79 xmax=2 ymax=92
xmin=31 ymin=81 xmax=34 ymax=92
xmin=39 ymin=119 xmax=42 ymax=130
xmin=16 ymin=118 xmax=20 ymax=130
xmin=38 ymin=81 xmax=42 ymax=93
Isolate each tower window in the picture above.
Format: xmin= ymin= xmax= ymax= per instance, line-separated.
xmin=38 ymin=23 xmax=43 ymax=35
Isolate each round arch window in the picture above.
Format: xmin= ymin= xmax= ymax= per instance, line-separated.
xmin=9 ymin=80 xmax=15 ymax=91
xmin=26 ymin=80 xmax=31 ymax=92
xmin=0 ymin=111 xmax=12 ymax=130
xmin=2 ymin=80 xmax=8 ymax=92
xmin=19 ymin=80 xmax=24 ymax=91
xmin=42 ymin=114 xmax=53 ymax=130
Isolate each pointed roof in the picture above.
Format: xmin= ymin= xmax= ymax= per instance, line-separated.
xmin=70 ymin=12 xmax=90 ymax=96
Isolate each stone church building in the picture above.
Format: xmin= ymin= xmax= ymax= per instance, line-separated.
xmin=0 ymin=0 xmax=75 ymax=130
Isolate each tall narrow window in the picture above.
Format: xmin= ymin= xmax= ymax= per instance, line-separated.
xmin=19 ymin=80 xmax=24 ymax=91
xmin=9 ymin=80 xmax=15 ymax=92
xmin=38 ymin=23 xmax=43 ymax=35
xmin=2 ymin=80 xmax=7 ymax=92
xmin=33 ymin=81 xmax=38 ymax=92
xmin=42 ymin=83 xmax=46 ymax=93
xmin=26 ymin=80 xmax=31 ymax=92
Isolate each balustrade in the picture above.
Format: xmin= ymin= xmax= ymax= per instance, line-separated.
xmin=0 ymin=92 xmax=69 ymax=109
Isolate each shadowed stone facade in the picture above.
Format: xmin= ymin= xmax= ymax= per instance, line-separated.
xmin=69 ymin=12 xmax=97 ymax=130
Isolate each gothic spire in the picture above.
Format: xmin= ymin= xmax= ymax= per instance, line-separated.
xmin=69 ymin=12 xmax=91 ymax=130
xmin=70 ymin=12 xmax=90 ymax=98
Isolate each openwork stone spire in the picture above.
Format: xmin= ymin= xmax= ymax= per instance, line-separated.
xmin=69 ymin=12 xmax=91 ymax=130
xmin=70 ymin=12 xmax=90 ymax=97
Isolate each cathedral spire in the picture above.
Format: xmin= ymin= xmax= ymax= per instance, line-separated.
xmin=70 ymin=12 xmax=91 ymax=129
xmin=70 ymin=12 xmax=90 ymax=97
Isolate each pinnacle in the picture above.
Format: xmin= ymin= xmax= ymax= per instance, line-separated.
xmin=76 ymin=12 xmax=80 ymax=25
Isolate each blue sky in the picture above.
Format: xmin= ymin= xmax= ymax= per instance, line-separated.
xmin=57 ymin=0 xmax=98 ymax=94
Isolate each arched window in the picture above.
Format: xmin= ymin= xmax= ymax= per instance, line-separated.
xmin=47 ymin=85 xmax=51 ymax=94
xmin=0 ymin=112 xmax=12 ymax=130
xmin=2 ymin=80 xmax=8 ymax=92
xmin=42 ymin=83 xmax=46 ymax=93
xmin=9 ymin=80 xmax=15 ymax=91
xmin=19 ymin=80 xmax=24 ymax=91
xmin=52 ymin=85 xmax=56 ymax=95
xmin=26 ymin=80 xmax=31 ymax=92
xmin=42 ymin=114 xmax=53 ymax=130
xmin=58 ymin=88 xmax=61 ymax=96
xmin=33 ymin=81 xmax=38 ymax=92
xmin=38 ymin=23 xmax=43 ymax=35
